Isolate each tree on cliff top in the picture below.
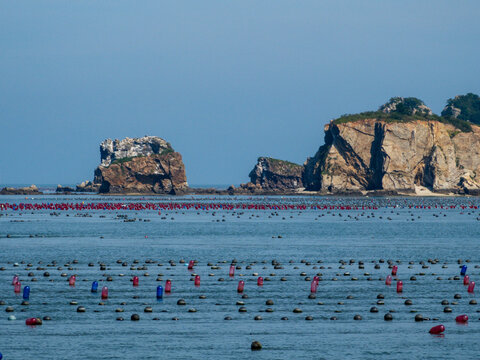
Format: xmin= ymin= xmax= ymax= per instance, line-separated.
xmin=442 ymin=93 xmax=480 ymax=125
xmin=379 ymin=97 xmax=432 ymax=116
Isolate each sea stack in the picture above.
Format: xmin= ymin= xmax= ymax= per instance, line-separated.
xmin=93 ymin=136 xmax=188 ymax=194
xmin=248 ymin=157 xmax=303 ymax=191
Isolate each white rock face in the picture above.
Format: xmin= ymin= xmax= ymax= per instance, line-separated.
xmin=100 ymin=136 xmax=172 ymax=167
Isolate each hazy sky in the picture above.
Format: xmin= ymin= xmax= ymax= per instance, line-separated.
xmin=1 ymin=1 xmax=479 ymax=186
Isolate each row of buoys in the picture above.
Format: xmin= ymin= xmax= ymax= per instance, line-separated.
xmin=460 ymin=266 xmax=476 ymax=293
xmin=3 ymin=200 xmax=480 ymax=212
xmin=0 ymin=202 xmax=383 ymax=211
xmin=9 ymin=201 xmax=480 ymax=212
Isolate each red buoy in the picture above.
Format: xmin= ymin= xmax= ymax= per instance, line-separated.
xmin=463 ymin=275 xmax=470 ymax=285
xmin=165 ymin=279 xmax=172 ymax=293
xmin=12 ymin=275 xmax=18 ymax=285
xmin=229 ymin=265 xmax=235 ymax=277
xmin=455 ymin=314 xmax=468 ymax=323
xmin=14 ymin=282 xmax=21 ymax=293
xmin=257 ymin=277 xmax=263 ymax=286
xmin=237 ymin=280 xmax=245 ymax=293
xmin=188 ymin=260 xmax=194 ymax=270
xmin=468 ymin=281 xmax=475 ymax=293
xmin=429 ymin=325 xmax=445 ymax=334
xmin=310 ymin=280 xmax=318 ymax=293
xmin=194 ymin=275 xmax=200 ymax=286
xmin=69 ymin=275 xmax=76 ymax=286
xmin=385 ymin=275 xmax=392 ymax=285
xmin=391 ymin=265 xmax=398 ymax=276
xmin=101 ymin=286 xmax=108 ymax=299
xmin=396 ymin=280 xmax=403 ymax=293
xmin=133 ymin=276 xmax=139 ymax=287
xmin=25 ymin=318 xmax=37 ymax=326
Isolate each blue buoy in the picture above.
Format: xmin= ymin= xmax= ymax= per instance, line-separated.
xmin=23 ymin=286 xmax=30 ymax=300
xmin=91 ymin=281 xmax=98 ymax=293
xmin=156 ymin=285 xmax=163 ymax=299
xmin=0 ymin=351 xmax=3 ymax=359
xmin=461 ymin=265 xmax=467 ymax=276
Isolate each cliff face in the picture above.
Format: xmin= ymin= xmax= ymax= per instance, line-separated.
xmin=304 ymin=119 xmax=480 ymax=194
xmin=93 ymin=137 xmax=188 ymax=194
xmin=248 ymin=157 xmax=303 ymax=191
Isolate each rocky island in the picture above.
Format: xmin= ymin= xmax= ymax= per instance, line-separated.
xmin=0 ymin=185 xmax=42 ymax=195
xmin=247 ymin=95 xmax=480 ymax=196
xmin=92 ymin=136 xmax=188 ymax=194
xmin=231 ymin=157 xmax=303 ymax=194
xmin=303 ymin=96 xmax=480 ymax=195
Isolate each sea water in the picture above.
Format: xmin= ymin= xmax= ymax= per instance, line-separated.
xmin=0 ymin=195 xmax=479 ymax=359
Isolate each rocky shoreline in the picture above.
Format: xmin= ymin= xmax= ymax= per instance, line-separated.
xmin=3 ymin=95 xmax=480 ymax=197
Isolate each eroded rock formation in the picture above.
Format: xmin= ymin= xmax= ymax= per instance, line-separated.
xmin=93 ymin=136 xmax=188 ymax=194
xmin=248 ymin=157 xmax=303 ymax=191
xmin=304 ymin=119 xmax=480 ymax=194
xmin=0 ymin=185 xmax=42 ymax=195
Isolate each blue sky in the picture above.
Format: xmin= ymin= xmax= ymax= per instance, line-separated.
xmin=1 ymin=1 xmax=479 ymax=186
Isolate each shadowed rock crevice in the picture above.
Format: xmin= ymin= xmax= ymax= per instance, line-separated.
xmin=368 ymin=123 xmax=387 ymax=190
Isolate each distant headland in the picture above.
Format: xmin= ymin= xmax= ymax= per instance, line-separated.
xmin=3 ymin=93 xmax=480 ymax=196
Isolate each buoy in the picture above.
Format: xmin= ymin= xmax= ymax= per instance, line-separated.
xmin=392 ymin=265 xmax=398 ymax=276
xmin=69 ymin=275 xmax=76 ymax=286
xmin=25 ymin=318 xmax=37 ymax=326
xmin=429 ymin=325 xmax=445 ymax=334
xmin=237 ymin=280 xmax=245 ymax=293
xmin=385 ymin=275 xmax=392 ymax=285
xmin=396 ymin=280 xmax=403 ymax=293
xmin=461 ymin=265 xmax=467 ymax=276
xmin=464 ymin=275 xmax=470 ymax=285
xmin=313 ymin=276 xmax=319 ymax=285
xmin=12 ymin=275 xmax=18 ymax=285
xmin=133 ymin=276 xmax=139 ymax=286
xmin=188 ymin=260 xmax=194 ymax=270
xmin=310 ymin=280 xmax=318 ymax=293
xmin=468 ymin=281 xmax=475 ymax=293
xmin=455 ymin=314 xmax=468 ymax=323
xmin=157 ymin=285 xmax=163 ymax=299
xmin=14 ymin=282 xmax=21 ymax=293
xmin=101 ymin=286 xmax=108 ymax=299
xmin=229 ymin=265 xmax=235 ymax=277
xmin=165 ymin=280 xmax=172 ymax=293
xmin=257 ymin=276 xmax=264 ymax=286
xmin=23 ymin=286 xmax=30 ymax=300
xmin=194 ymin=275 xmax=200 ymax=286
xmin=91 ymin=281 xmax=98 ymax=293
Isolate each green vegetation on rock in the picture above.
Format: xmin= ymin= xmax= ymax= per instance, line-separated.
xmin=332 ymin=97 xmax=473 ymax=132
xmin=442 ymin=93 xmax=480 ymax=125
xmin=262 ymin=157 xmax=302 ymax=169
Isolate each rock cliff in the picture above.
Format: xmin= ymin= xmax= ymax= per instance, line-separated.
xmin=248 ymin=157 xmax=303 ymax=191
xmin=93 ymin=136 xmax=188 ymax=194
xmin=304 ymin=118 xmax=480 ymax=194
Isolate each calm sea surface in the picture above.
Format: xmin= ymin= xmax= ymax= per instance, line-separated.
xmin=1 ymin=195 xmax=480 ymax=359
